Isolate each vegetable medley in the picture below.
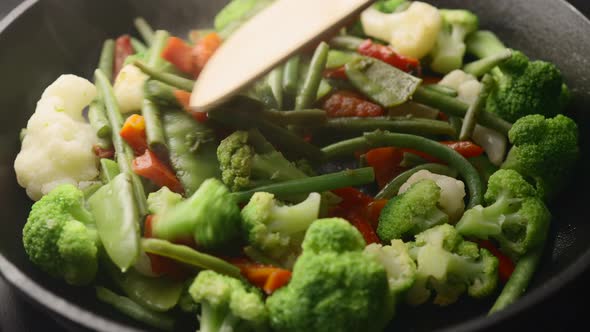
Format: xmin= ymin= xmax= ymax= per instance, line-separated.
xmin=14 ymin=0 xmax=580 ymax=331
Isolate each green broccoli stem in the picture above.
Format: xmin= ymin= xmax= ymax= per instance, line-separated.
xmin=319 ymin=117 xmax=457 ymax=137
xmin=295 ymin=42 xmax=330 ymax=110
xmin=199 ymin=302 xmax=225 ymax=332
xmin=96 ymin=287 xmax=175 ymax=332
xmin=134 ymin=60 xmax=195 ymax=92
xmin=95 ymin=69 xmax=148 ymax=216
xmin=488 ymin=245 xmax=544 ymax=314
xmin=322 ymin=131 xmax=484 ymax=208
xmin=134 ymin=17 xmax=155 ymax=46
xmin=142 ymin=239 xmax=242 ymax=279
xmin=412 ymin=86 xmax=513 ymax=135
xmin=375 ymin=163 xmax=458 ymax=199
xmin=463 ymin=49 xmax=513 ymax=77
xmin=230 ymin=167 xmax=375 ymax=203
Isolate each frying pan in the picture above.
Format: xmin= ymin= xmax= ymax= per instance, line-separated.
xmin=0 ymin=0 xmax=589 ymax=331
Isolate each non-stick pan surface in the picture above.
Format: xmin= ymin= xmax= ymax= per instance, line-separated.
xmin=0 ymin=0 xmax=589 ymax=331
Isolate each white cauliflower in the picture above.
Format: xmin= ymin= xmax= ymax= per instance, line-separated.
xmin=438 ymin=70 xmax=507 ymax=166
xmin=361 ymin=2 xmax=443 ymax=59
xmin=399 ymin=170 xmax=466 ymax=222
xmin=113 ymin=64 xmax=148 ymax=114
xmin=14 ymin=75 xmax=100 ymax=201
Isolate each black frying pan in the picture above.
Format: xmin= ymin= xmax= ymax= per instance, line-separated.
xmin=0 ymin=0 xmax=589 ymax=331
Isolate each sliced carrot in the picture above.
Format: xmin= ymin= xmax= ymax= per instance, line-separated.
xmin=120 ymin=114 xmax=148 ymax=156
xmin=161 ymin=37 xmax=195 ymax=75
xmin=132 ymin=150 xmax=183 ymax=193
xmin=263 ymin=270 xmax=292 ymax=295
xmin=191 ymin=32 xmax=222 ymax=77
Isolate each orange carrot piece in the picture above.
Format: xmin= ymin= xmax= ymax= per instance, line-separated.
xmin=263 ymin=269 xmax=292 ymax=295
xmin=161 ymin=37 xmax=195 ymax=75
xmin=132 ymin=150 xmax=183 ymax=193
xmin=191 ymin=32 xmax=222 ymax=77
xmin=120 ymin=114 xmax=148 ymax=155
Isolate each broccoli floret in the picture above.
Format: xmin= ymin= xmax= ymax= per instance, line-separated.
xmin=152 ymin=178 xmax=242 ymax=251
xmin=377 ymin=179 xmax=449 ymax=242
xmin=241 ymin=192 xmax=321 ymax=267
xmin=189 ymin=270 xmax=268 ymax=332
xmin=217 ymin=130 xmax=307 ymax=193
xmin=501 ymin=114 xmax=579 ymax=198
xmin=364 ymin=240 xmax=417 ymax=320
xmin=22 ymin=184 xmax=99 ymax=285
xmin=485 ymin=51 xmax=570 ymax=122
xmin=405 ymin=224 xmax=498 ymax=306
xmin=147 ymin=186 xmax=183 ymax=216
xmin=456 ymin=169 xmax=550 ymax=259
xmin=266 ymin=218 xmax=392 ymax=332
xmin=430 ymin=9 xmax=479 ymax=74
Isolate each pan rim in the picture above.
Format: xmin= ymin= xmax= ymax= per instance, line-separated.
xmin=1 ymin=0 xmax=589 ymax=331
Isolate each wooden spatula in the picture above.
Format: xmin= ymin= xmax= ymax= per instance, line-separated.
xmin=190 ymin=0 xmax=373 ymax=113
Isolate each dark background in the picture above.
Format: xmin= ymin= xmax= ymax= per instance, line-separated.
xmin=0 ymin=0 xmax=588 ymax=331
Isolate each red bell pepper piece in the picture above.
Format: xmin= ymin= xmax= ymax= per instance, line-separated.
xmin=366 ymin=199 xmax=388 ymax=229
xmin=476 ymin=240 xmax=515 ymax=283
xmin=365 ymin=147 xmax=404 ymax=189
xmin=144 ymin=216 xmax=191 ymax=280
xmin=93 ymin=145 xmax=115 ymax=159
xmin=231 ymin=261 xmax=292 ymax=295
xmin=114 ymin=35 xmax=134 ymax=79
xmin=331 ymin=187 xmax=383 ymax=244
xmin=323 ymin=66 xmax=348 ymax=80
xmin=357 ymin=39 xmax=421 ymax=74
xmin=403 ymin=141 xmax=485 ymax=163
xmin=322 ymin=91 xmax=384 ymax=118
xmin=132 ymin=150 xmax=183 ymax=193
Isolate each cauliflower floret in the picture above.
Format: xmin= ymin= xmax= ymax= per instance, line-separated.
xmin=361 ymin=2 xmax=443 ymax=59
xmin=15 ymin=75 xmax=100 ymax=201
xmin=113 ymin=64 xmax=148 ymax=114
xmin=399 ymin=170 xmax=465 ymax=222
xmin=439 ymin=70 xmax=507 ymax=165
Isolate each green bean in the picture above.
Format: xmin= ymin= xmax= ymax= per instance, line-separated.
xmin=142 ymin=238 xmax=242 ymax=279
xmin=346 ymin=57 xmax=422 ymax=108
xmin=295 ymin=42 xmax=330 ymax=110
xmin=142 ymin=31 xmax=170 ymax=159
xmin=460 ymin=75 xmax=493 ymax=140
xmin=105 ymin=261 xmax=184 ymax=312
xmin=134 ymin=60 xmax=194 ymax=91
xmin=95 ymin=69 xmax=148 ymax=216
xmin=449 ymin=116 xmax=463 ymax=139
xmin=375 ymin=164 xmax=458 ymax=199
xmin=97 ymin=39 xmax=115 ymax=82
xmin=134 ymin=17 xmax=155 ymax=46
xmin=320 ymin=117 xmax=456 ymax=137
xmin=464 ymin=49 xmax=513 ymax=77
xmin=326 ymin=50 xmax=360 ymax=69
xmin=269 ymin=66 xmax=284 ymax=110
xmin=100 ymin=158 xmax=120 ymax=183
xmin=423 ymin=84 xmax=458 ymax=97
xmin=131 ymin=37 xmax=148 ymax=53
xmin=95 ymin=287 xmax=175 ymax=332
xmin=412 ymin=86 xmax=513 ymax=135
xmin=468 ymin=156 xmax=499 ymax=188
xmin=88 ymin=100 xmax=111 ymax=139
xmin=260 ymin=109 xmax=327 ymax=127
xmin=162 ymin=111 xmax=220 ymax=196
xmin=282 ymin=55 xmax=301 ymax=105
xmin=88 ymin=173 xmax=140 ymax=271
xmin=489 ymin=245 xmax=545 ymax=314
xmin=329 ymin=35 xmax=364 ymax=51
xmin=144 ymin=80 xmax=183 ymax=109
xmin=322 ymin=131 xmax=484 ymax=208
xmin=399 ymin=152 xmax=428 ymax=168
xmin=231 ymin=167 xmax=375 ymax=203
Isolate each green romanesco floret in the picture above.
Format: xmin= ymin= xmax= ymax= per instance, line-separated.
xmin=23 ymin=184 xmax=99 ymax=286
xmin=377 ymin=179 xmax=449 ymax=242
xmin=429 ymin=9 xmax=479 ymax=74
xmin=217 ymin=130 xmax=308 ymax=193
xmin=189 ymin=270 xmax=268 ymax=332
xmin=456 ymin=170 xmax=551 ymax=259
xmin=405 ymin=224 xmax=498 ymax=306
xmin=364 ymin=240 xmax=417 ymax=320
xmin=241 ymin=192 xmax=321 ymax=267
xmin=485 ymin=50 xmax=570 ymax=122
xmin=266 ymin=218 xmax=392 ymax=332
xmin=152 ymin=178 xmax=242 ymax=251
xmin=147 ymin=186 xmax=183 ymax=216
xmin=501 ymin=114 xmax=579 ymax=198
